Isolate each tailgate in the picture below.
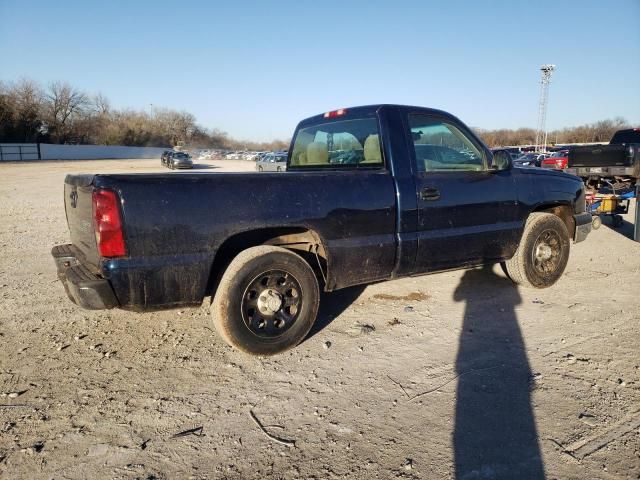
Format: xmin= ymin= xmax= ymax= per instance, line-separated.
xmin=64 ymin=174 xmax=101 ymax=267
xmin=568 ymin=145 xmax=631 ymax=167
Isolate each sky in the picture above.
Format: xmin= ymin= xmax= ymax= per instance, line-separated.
xmin=1 ymin=0 xmax=639 ymax=142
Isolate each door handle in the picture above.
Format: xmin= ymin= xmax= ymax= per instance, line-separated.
xmin=420 ymin=187 xmax=441 ymax=201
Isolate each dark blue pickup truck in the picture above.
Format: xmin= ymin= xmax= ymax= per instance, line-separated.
xmin=53 ymin=105 xmax=592 ymax=355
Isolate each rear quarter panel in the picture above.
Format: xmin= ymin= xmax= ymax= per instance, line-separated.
xmin=93 ymin=171 xmax=397 ymax=308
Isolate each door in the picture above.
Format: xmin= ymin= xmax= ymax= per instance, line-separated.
xmin=407 ymin=113 xmax=521 ymax=272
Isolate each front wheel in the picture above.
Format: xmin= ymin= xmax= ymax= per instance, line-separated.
xmin=212 ymin=246 xmax=320 ymax=355
xmin=502 ymin=212 xmax=570 ymax=288
xmin=612 ymin=215 xmax=624 ymax=228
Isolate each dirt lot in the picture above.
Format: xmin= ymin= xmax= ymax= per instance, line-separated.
xmin=0 ymin=159 xmax=639 ymax=479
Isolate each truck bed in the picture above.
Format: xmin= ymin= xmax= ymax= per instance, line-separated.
xmin=62 ymin=170 xmax=398 ymax=309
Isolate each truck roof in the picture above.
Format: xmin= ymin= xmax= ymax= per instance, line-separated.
xmin=610 ymin=128 xmax=640 ymax=144
xmin=296 ymin=104 xmax=463 ymax=128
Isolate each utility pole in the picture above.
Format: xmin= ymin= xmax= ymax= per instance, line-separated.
xmin=535 ymin=64 xmax=556 ymax=153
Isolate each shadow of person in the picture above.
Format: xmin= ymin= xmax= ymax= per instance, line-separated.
xmin=452 ymin=265 xmax=545 ymax=479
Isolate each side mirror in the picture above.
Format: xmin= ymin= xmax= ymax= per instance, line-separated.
xmin=490 ymin=151 xmax=512 ymax=171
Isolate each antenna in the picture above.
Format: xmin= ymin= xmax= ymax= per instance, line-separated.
xmin=535 ymin=64 xmax=556 ymax=153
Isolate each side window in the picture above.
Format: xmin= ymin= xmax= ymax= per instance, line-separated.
xmin=290 ymin=118 xmax=383 ymax=168
xmin=409 ymin=114 xmax=486 ymax=173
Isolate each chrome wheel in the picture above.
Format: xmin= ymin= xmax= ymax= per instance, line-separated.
xmin=241 ymin=270 xmax=302 ymax=338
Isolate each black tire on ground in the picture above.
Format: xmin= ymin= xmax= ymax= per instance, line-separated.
xmin=258 ymin=166 xmax=263 ymax=171
xmin=502 ymin=212 xmax=570 ymax=289
xmin=211 ymin=246 xmax=320 ymax=355
xmin=591 ymin=215 xmax=602 ymax=230
xmin=277 ymin=167 xmax=282 ymax=172
xmin=612 ymin=215 xmax=624 ymax=228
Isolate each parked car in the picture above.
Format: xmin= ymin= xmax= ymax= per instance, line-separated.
xmin=541 ymin=150 xmax=569 ymax=170
xmin=256 ymin=152 xmax=287 ymax=171
xmin=161 ymin=150 xmax=173 ymax=167
xmin=52 ymin=104 xmax=591 ymax=355
xmin=225 ymin=151 xmax=242 ymax=160
xmin=513 ymin=153 xmax=545 ymax=167
xmin=168 ymin=151 xmax=193 ymax=169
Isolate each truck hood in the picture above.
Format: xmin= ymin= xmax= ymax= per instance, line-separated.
xmin=514 ymin=166 xmax=579 ymax=182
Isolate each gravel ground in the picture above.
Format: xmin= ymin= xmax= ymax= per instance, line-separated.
xmin=0 ymin=159 xmax=639 ymax=479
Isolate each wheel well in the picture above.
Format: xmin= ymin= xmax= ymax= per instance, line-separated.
xmin=532 ymin=204 xmax=574 ymax=235
xmin=206 ymin=227 xmax=327 ymax=298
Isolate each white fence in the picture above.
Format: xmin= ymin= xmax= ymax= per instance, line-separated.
xmin=0 ymin=143 xmax=166 ymax=161
xmin=0 ymin=144 xmax=40 ymax=161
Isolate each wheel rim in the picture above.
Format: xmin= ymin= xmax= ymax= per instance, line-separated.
xmin=532 ymin=229 xmax=563 ymax=276
xmin=241 ymin=270 xmax=303 ymax=338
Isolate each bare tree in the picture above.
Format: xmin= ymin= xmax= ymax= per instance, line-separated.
xmin=44 ymin=81 xmax=89 ymax=143
xmin=5 ymin=78 xmax=45 ymax=142
xmin=92 ymin=93 xmax=111 ymax=116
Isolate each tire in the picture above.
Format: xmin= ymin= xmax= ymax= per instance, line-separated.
xmin=591 ymin=215 xmax=602 ymax=230
xmin=612 ymin=215 xmax=623 ymax=228
xmin=502 ymin=212 xmax=570 ymax=288
xmin=277 ymin=167 xmax=283 ymax=172
xmin=212 ymin=246 xmax=320 ymax=355
xmin=258 ymin=166 xmax=263 ymax=172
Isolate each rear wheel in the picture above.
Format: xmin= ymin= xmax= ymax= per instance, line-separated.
xmin=212 ymin=246 xmax=320 ymax=355
xmin=502 ymin=212 xmax=570 ymax=288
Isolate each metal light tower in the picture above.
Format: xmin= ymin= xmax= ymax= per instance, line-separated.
xmin=535 ymin=64 xmax=556 ymax=152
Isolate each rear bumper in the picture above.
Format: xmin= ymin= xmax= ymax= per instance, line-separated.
xmin=574 ymin=212 xmax=592 ymax=243
xmin=51 ymin=244 xmax=118 ymax=310
xmin=566 ymin=166 xmax=636 ymax=178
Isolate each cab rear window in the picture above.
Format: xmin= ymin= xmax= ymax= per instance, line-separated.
xmin=289 ymin=118 xmax=383 ymax=168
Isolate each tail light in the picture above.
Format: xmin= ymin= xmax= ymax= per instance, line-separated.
xmin=323 ymin=108 xmax=347 ymax=118
xmin=92 ymin=189 xmax=127 ymax=257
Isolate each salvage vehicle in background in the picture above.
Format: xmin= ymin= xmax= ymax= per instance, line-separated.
xmin=168 ymin=151 xmax=193 ymax=169
xmin=541 ymin=150 xmax=569 ymax=170
xmin=567 ymin=128 xmax=640 ymax=190
xmin=161 ymin=150 xmax=173 ymax=167
xmin=52 ymin=104 xmax=591 ymax=355
xmin=256 ymin=152 xmax=287 ymax=172
xmin=514 ymin=152 xmax=545 ymax=167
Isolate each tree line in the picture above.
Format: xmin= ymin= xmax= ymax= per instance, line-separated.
xmin=475 ymin=117 xmax=631 ymax=147
xmin=0 ymin=79 xmax=288 ymax=151
xmin=0 ymin=78 xmax=631 ymax=149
